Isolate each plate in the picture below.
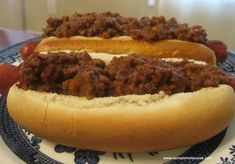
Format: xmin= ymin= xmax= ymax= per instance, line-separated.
xmin=0 ymin=39 xmax=235 ymax=164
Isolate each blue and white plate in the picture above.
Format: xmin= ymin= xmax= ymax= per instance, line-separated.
xmin=0 ymin=39 xmax=235 ymax=164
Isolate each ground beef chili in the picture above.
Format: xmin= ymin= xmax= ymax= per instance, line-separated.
xmin=107 ymin=56 xmax=186 ymax=96
xmin=18 ymin=52 xmax=229 ymax=99
xmin=43 ymin=12 xmax=207 ymax=44
xmin=18 ymin=52 xmax=110 ymax=99
xmin=167 ymin=60 xmax=229 ymax=92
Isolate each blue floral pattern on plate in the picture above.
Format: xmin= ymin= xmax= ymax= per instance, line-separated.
xmin=0 ymin=39 xmax=234 ymax=164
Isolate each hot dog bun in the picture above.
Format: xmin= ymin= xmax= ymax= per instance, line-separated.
xmin=35 ymin=36 xmax=216 ymax=64
xmin=7 ymin=54 xmax=235 ymax=152
xmin=7 ymin=84 xmax=235 ymax=152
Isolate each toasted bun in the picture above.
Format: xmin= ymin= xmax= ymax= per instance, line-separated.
xmin=35 ymin=36 xmax=216 ymax=64
xmin=7 ymin=85 xmax=235 ymax=152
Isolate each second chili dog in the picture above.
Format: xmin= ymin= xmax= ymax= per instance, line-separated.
xmin=34 ymin=12 xmax=219 ymax=64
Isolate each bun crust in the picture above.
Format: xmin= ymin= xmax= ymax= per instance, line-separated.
xmin=7 ymin=84 xmax=235 ymax=152
xmin=35 ymin=36 xmax=216 ymax=64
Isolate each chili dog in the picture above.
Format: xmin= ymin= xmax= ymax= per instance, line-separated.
xmin=35 ymin=12 xmax=222 ymax=64
xmin=7 ymin=51 xmax=235 ymax=152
